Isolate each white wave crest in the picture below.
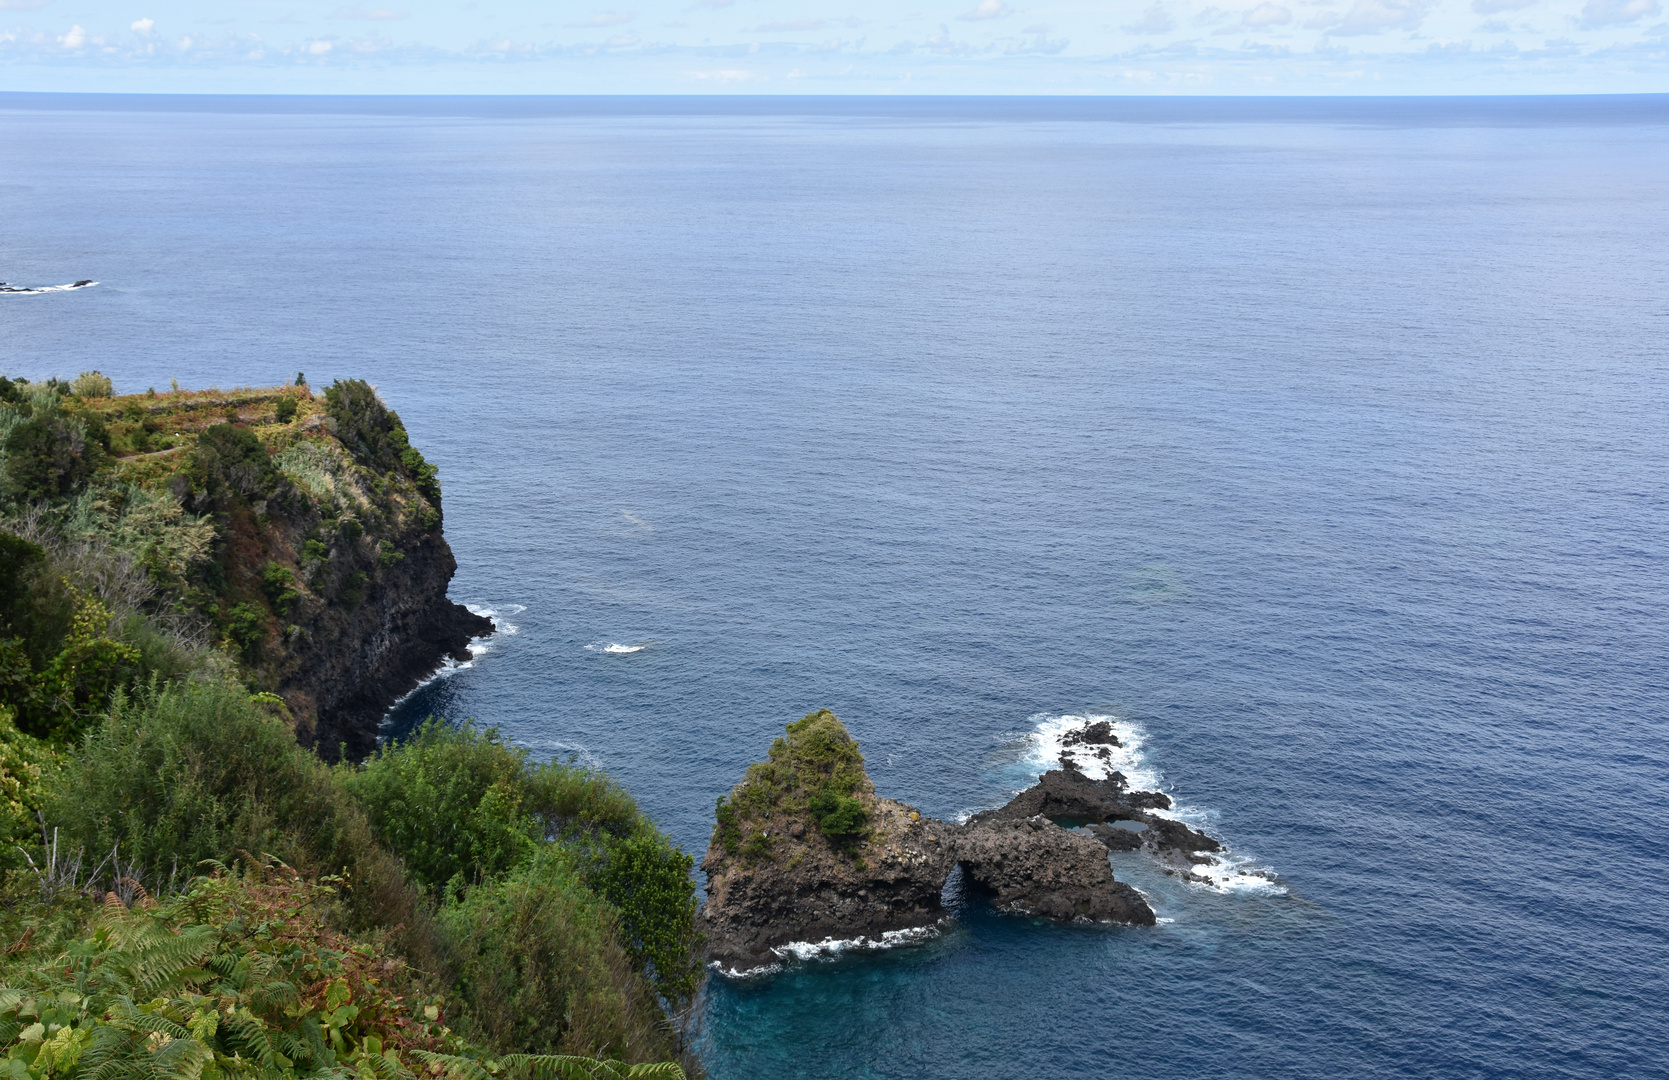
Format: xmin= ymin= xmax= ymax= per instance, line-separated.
xmin=1017 ymin=712 xmax=1162 ymax=788
xmin=0 ymin=280 xmax=98 ymax=295
xmin=467 ymin=603 xmax=520 ymax=636
xmin=710 ymin=923 xmax=945 ymax=978
xmin=1014 ymin=713 xmax=1286 ymax=897
xmin=585 ymin=640 xmax=650 ymax=654
xmin=516 ymin=738 xmax=602 ymax=771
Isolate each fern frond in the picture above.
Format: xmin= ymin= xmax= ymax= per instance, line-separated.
xmin=221 ymin=1010 xmax=279 ymax=1069
xmin=409 ymin=1051 xmax=495 ymax=1080
xmin=624 ymin=1065 xmax=685 ymax=1080
xmin=149 ymin=1033 xmax=213 ymax=1080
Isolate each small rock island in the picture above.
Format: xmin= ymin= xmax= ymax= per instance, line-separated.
xmin=699 ymin=711 xmax=1225 ymax=970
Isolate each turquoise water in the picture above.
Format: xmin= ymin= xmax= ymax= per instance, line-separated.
xmin=3 ymin=94 xmax=1667 ymax=1078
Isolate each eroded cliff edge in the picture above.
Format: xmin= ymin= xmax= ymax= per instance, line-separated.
xmin=0 ymin=375 xmax=490 ymax=759
xmin=698 ymin=711 xmax=1171 ymax=971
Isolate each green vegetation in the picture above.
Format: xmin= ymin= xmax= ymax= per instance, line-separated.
xmin=0 ymin=373 xmax=702 ymax=1077
xmin=712 ymin=710 xmax=871 ymax=857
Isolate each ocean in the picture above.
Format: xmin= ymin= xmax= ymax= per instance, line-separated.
xmin=3 ymin=93 xmax=1666 ymax=1079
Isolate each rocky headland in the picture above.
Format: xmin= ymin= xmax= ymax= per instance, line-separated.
xmin=699 ymin=711 xmax=1205 ymax=971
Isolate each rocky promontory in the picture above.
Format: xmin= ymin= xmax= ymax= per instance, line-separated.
xmin=699 ymin=711 xmax=1164 ymax=971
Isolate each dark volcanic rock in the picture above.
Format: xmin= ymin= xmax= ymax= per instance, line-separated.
xmin=952 ymin=816 xmax=1155 ymax=924
xmin=698 ymin=712 xmax=954 ymax=970
xmin=273 ymin=515 xmax=491 ymax=761
xmin=1087 ymin=822 xmax=1145 ymax=851
xmin=969 ymin=768 xmax=1170 ymax=825
xmin=699 ymin=796 xmax=954 ymax=971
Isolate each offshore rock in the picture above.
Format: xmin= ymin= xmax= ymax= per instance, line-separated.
xmin=972 ymin=767 xmax=1172 ymax=824
xmin=699 ymin=792 xmax=954 ymax=971
xmin=699 ymin=712 xmax=1160 ymax=970
xmin=697 ymin=711 xmax=952 ymax=970
xmin=952 ymin=815 xmax=1155 ymax=925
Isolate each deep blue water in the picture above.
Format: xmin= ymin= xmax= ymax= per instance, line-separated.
xmin=4 ymin=95 xmax=1667 ymax=1079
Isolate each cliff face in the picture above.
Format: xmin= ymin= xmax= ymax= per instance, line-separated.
xmin=267 ymin=498 xmax=490 ymax=759
xmin=0 ymin=376 xmax=490 ymax=758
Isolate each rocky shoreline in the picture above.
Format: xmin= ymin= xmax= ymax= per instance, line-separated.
xmin=698 ymin=712 xmax=1225 ymax=971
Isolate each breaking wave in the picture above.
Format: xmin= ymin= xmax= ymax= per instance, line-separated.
xmin=1006 ymin=712 xmax=1285 ymax=896
xmin=0 ymin=280 xmax=98 ymax=295
xmin=712 ymin=923 xmax=947 ymax=979
xmin=585 ymin=639 xmax=651 ymax=654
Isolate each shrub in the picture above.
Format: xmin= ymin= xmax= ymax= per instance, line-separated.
xmin=70 ymin=371 xmax=113 ymax=398
xmin=192 ymin=423 xmax=275 ymax=504
xmin=437 ymin=851 xmax=675 ymax=1064
xmin=225 ymin=602 xmax=265 ymax=653
xmin=345 ymin=722 xmax=701 ymax=1010
xmin=808 ymin=787 xmax=867 ymax=847
xmin=260 ymin=562 xmax=299 ymax=616
xmin=42 ymin=680 xmax=431 ymax=945
xmin=323 ymin=381 xmax=440 ymax=508
xmin=274 ymin=395 xmax=299 ymax=424
xmin=2 ymin=415 xmax=103 ymax=504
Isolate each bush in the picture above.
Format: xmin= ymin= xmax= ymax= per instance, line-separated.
xmin=808 ymin=787 xmax=867 ymax=847
xmin=438 ymin=852 xmax=675 ymax=1064
xmin=70 ymin=371 xmax=113 ymax=398
xmin=345 ymin=722 xmax=700 ymax=1009
xmin=42 ymin=680 xmax=430 ymax=945
xmin=225 ymin=602 xmax=265 ymax=654
xmin=3 ymin=415 xmax=103 ymax=504
xmin=274 ymin=395 xmax=299 ymax=424
xmin=192 ymin=424 xmax=275 ymax=504
xmin=323 ymin=381 xmax=440 ymax=508
xmin=260 ymin=562 xmax=299 ymax=616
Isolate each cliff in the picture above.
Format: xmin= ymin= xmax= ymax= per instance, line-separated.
xmin=0 ymin=373 xmax=489 ymax=757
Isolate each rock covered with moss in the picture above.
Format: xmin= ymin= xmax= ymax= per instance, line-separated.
xmin=697 ymin=710 xmax=954 ymax=971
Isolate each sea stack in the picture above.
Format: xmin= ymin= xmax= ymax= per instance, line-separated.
xmin=697 ymin=710 xmax=954 ymax=971
xmin=698 ymin=710 xmax=1163 ymax=971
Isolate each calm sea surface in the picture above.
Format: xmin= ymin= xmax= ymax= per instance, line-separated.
xmin=3 ymin=94 xmax=1667 ymax=1079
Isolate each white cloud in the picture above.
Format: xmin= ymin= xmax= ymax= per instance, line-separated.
xmin=0 ymin=0 xmax=49 ymax=10
xmin=755 ymin=16 xmax=824 ymax=30
xmin=59 ymin=23 xmax=86 ymax=46
xmin=1243 ymin=2 xmax=1293 ymax=26
xmin=958 ymin=0 xmax=1010 ymax=20
xmin=604 ymin=33 xmax=638 ymax=45
xmin=1317 ymin=0 xmax=1433 ymax=34
xmin=1578 ymin=0 xmax=1659 ymax=25
xmin=307 ymin=37 xmax=333 ymax=52
xmin=1471 ymin=0 xmax=1534 ymax=11
xmin=1005 ymin=33 xmax=1068 ymax=52
xmin=329 ymin=7 xmax=408 ymax=18
xmin=1122 ymin=3 xmax=1175 ymax=32
xmin=567 ymin=11 xmax=634 ymax=27
xmin=130 ymin=16 xmax=153 ymax=33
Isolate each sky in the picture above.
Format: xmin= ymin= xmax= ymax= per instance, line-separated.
xmin=0 ymin=0 xmax=1665 ymax=94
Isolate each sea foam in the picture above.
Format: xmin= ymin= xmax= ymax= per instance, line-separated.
xmin=1010 ymin=713 xmax=1285 ymax=896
